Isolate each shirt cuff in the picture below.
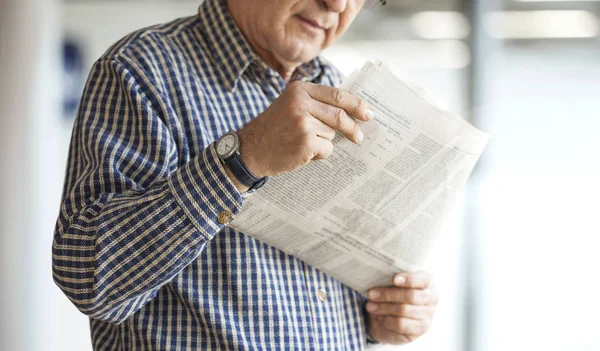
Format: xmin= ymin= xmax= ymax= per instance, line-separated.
xmin=168 ymin=142 xmax=244 ymax=239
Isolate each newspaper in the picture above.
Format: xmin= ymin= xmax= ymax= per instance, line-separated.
xmin=230 ymin=61 xmax=489 ymax=295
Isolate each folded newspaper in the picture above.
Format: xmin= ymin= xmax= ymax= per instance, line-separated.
xmin=230 ymin=61 xmax=489 ymax=295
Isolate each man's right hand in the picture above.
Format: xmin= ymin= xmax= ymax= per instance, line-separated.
xmin=237 ymin=81 xmax=374 ymax=178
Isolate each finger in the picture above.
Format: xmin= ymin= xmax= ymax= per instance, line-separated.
xmin=304 ymin=83 xmax=373 ymax=122
xmin=309 ymin=100 xmax=363 ymax=144
xmin=310 ymin=136 xmax=334 ymax=161
xmin=392 ymin=271 xmax=434 ymax=289
xmin=368 ymin=287 xmax=439 ymax=306
xmin=379 ymin=315 xmax=431 ymax=337
xmin=310 ymin=117 xmax=336 ymax=141
xmin=366 ymin=302 xmax=435 ymax=319
xmin=368 ymin=321 xmax=411 ymax=345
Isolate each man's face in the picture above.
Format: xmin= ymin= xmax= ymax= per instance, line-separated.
xmin=228 ymin=0 xmax=364 ymax=65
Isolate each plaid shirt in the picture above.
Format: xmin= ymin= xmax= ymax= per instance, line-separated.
xmin=52 ymin=0 xmax=370 ymax=349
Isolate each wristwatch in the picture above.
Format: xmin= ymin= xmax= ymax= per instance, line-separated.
xmin=215 ymin=131 xmax=268 ymax=190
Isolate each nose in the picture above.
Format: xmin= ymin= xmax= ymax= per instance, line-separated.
xmin=320 ymin=0 xmax=348 ymax=13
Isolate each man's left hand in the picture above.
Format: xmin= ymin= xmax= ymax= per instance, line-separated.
xmin=366 ymin=271 xmax=438 ymax=345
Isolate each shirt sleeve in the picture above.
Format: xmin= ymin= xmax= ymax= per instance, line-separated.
xmin=52 ymin=56 xmax=244 ymax=324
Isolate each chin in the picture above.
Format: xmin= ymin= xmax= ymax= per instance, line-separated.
xmin=278 ymin=39 xmax=322 ymax=64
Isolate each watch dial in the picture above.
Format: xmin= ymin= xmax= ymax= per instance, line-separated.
xmin=217 ymin=134 xmax=236 ymax=156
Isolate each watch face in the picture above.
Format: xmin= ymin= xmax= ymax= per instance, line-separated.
xmin=217 ymin=133 xmax=237 ymax=158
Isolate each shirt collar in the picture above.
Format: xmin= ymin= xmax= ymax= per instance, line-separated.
xmin=293 ymin=57 xmax=325 ymax=82
xmin=197 ymin=0 xmax=328 ymax=92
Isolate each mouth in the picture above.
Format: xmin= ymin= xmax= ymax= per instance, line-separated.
xmin=297 ymin=15 xmax=328 ymax=32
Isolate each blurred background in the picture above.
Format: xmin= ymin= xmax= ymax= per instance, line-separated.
xmin=1 ymin=0 xmax=599 ymax=350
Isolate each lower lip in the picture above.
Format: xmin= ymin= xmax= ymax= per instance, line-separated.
xmin=297 ymin=16 xmax=325 ymax=33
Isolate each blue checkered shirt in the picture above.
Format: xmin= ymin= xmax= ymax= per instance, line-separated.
xmin=52 ymin=0 xmax=370 ymax=349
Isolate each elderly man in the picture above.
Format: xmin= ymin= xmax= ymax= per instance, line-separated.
xmin=53 ymin=0 xmax=438 ymax=349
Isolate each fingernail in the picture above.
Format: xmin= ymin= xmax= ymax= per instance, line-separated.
xmin=368 ymin=290 xmax=380 ymax=299
xmin=394 ymin=275 xmax=406 ymax=285
xmin=366 ymin=302 xmax=378 ymax=312
xmin=357 ymin=130 xmax=364 ymax=144
xmin=366 ymin=108 xmax=375 ymax=120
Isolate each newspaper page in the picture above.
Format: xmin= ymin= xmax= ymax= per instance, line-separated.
xmin=230 ymin=61 xmax=489 ymax=295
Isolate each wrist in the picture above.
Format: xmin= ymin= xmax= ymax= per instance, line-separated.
xmin=216 ymin=129 xmax=268 ymax=191
xmin=223 ymin=162 xmax=250 ymax=193
xmin=237 ymin=127 xmax=267 ymax=178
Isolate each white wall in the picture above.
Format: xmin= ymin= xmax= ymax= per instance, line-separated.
xmin=0 ymin=0 xmax=69 ymax=350
xmin=475 ymin=44 xmax=600 ymax=351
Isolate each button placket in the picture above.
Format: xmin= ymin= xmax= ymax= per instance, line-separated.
xmin=317 ymin=288 xmax=328 ymax=302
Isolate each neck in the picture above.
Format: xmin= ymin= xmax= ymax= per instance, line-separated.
xmin=251 ymin=47 xmax=298 ymax=81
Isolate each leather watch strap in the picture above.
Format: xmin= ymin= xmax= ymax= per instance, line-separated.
xmin=224 ymin=154 xmax=268 ymax=190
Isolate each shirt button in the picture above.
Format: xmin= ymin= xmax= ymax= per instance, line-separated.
xmin=317 ymin=288 xmax=328 ymax=302
xmin=217 ymin=211 xmax=233 ymax=225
